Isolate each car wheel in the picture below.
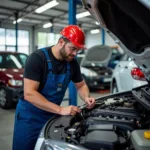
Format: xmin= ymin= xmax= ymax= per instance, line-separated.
xmin=0 ymin=86 xmax=12 ymax=109
xmin=112 ymin=82 xmax=118 ymax=94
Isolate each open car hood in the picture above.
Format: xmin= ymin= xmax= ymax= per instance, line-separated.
xmin=81 ymin=45 xmax=112 ymax=66
xmin=82 ymin=0 xmax=150 ymax=82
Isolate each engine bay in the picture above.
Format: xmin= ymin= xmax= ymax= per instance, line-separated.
xmin=44 ymin=85 xmax=150 ymax=150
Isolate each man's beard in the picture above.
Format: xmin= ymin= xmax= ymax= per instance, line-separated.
xmin=60 ymin=46 xmax=74 ymax=62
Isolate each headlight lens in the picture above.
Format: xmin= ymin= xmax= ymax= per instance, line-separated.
xmin=88 ymin=71 xmax=98 ymax=77
xmin=41 ymin=139 xmax=87 ymax=150
xmin=8 ymin=79 xmax=23 ymax=86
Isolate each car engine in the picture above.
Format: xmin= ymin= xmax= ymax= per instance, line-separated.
xmin=44 ymin=85 xmax=150 ymax=150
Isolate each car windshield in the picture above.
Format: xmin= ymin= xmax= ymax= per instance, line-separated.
xmin=0 ymin=53 xmax=28 ymax=69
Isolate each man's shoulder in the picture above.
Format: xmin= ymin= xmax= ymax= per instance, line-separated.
xmin=31 ymin=47 xmax=51 ymax=59
xmin=33 ymin=48 xmax=45 ymax=57
xmin=69 ymin=58 xmax=80 ymax=69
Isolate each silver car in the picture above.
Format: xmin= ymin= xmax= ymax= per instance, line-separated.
xmin=80 ymin=45 xmax=113 ymax=89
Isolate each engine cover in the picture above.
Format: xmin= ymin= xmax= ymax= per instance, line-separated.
xmin=44 ymin=86 xmax=150 ymax=150
xmin=83 ymin=130 xmax=125 ymax=150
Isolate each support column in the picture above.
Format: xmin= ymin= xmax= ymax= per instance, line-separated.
xmin=68 ymin=0 xmax=77 ymax=106
xmin=32 ymin=26 xmax=35 ymax=52
xmin=15 ymin=12 xmax=18 ymax=52
xmin=50 ymin=26 xmax=54 ymax=33
xmin=101 ymin=28 xmax=105 ymax=45
xmin=50 ymin=20 xmax=54 ymax=33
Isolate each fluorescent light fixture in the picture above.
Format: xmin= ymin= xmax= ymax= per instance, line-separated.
xmin=90 ymin=29 xmax=100 ymax=34
xmin=13 ymin=18 xmax=22 ymax=24
xmin=35 ymin=0 xmax=59 ymax=13
xmin=43 ymin=22 xmax=52 ymax=28
xmin=95 ymin=21 xmax=100 ymax=25
xmin=76 ymin=11 xmax=91 ymax=19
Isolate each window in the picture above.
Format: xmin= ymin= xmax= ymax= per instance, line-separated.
xmin=0 ymin=46 xmax=5 ymax=51
xmin=55 ymin=34 xmax=61 ymax=44
xmin=0 ymin=53 xmax=28 ymax=69
xmin=48 ymin=33 xmax=55 ymax=46
xmin=18 ymin=30 xmax=29 ymax=46
xmin=18 ymin=54 xmax=28 ymax=65
xmin=0 ymin=28 xmax=5 ymax=45
xmin=0 ymin=28 xmax=29 ymax=54
xmin=18 ymin=46 xmax=29 ymax=55
xmin=37 ymin=32 xmax=61 ymax=48
xmin=6 ymin=46 xmax=16 ymax=52
xmin=38 ymin=32 xmax=47 ymax=48
xmin=0 ymin=55 xmax=2 ymax=63
xmin=18 ymin=30 xmax=29 ymax=54
xmin=6 ymin=29 xmax=16 ymax=46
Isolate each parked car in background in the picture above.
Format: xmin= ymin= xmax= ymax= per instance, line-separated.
xmin=111 ymin=54 xmax=147 ymax=93
xmin=80 ymin=45 xmax=113 ymax=89
xmin=0 ymin=52 xmax=28 ymax=109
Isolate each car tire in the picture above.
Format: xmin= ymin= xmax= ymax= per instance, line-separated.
xmin=112 ymin=82 xmax=118 ymax=94
xmin=0 ymin=86 xmax=12 ymax=109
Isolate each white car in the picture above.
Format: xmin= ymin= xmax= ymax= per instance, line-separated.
xmin=111 ymin=54 xmax=147 ymax=93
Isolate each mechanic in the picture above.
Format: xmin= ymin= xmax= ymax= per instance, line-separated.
xmin=13 ymin=25 xmax=95 ymax=150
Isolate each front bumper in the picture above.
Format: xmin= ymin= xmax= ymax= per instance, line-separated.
xmin=85 ymin=75 xmax=112 ymax=89
xmin=6 ymin=86 xmax=22 ymax=103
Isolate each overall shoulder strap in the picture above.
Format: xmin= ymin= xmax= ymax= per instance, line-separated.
xmin=41 ymin=48 xmax=52 ymax=70
xmin=66 ymin=63 xmax=70 ymax=77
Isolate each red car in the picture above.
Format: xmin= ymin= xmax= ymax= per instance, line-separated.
xmin=0 ymin=52 xmax=28 ymax=109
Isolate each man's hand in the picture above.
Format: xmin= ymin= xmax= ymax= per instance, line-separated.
xmin=85 ymin=97 xmax=95 ymax=109
xmin=60 ymin=105 xmax=81 ymax=116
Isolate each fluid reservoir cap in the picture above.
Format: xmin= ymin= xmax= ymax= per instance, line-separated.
xmin=144 ymin=131 xmax=150 ymax=139
xmin=68 ymin=128 xmax=76 ymax=135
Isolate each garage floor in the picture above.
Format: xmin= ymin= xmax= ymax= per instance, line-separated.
xmin=0 ymin=90 xmax=109 ymax=150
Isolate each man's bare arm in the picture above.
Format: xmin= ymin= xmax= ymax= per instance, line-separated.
xmin=24 ymin=78 xmax=81 ymax=115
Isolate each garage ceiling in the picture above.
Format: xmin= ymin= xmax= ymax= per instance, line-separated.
xmin=0 ymin=0 xmax=100 ymax=32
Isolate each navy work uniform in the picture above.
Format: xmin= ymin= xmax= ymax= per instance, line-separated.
xmin=13 ymin=48 xmax=71 ymax=150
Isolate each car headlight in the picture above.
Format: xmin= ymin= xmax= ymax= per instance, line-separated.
xmin=40 ymin=139 xmax=88 ymax=150
xmin=88 ymin=71 xmax=98 ymax=77
xmin=81 ymin=67 xmax=98 ymax=77
xmin=8 ymin=79 xmax=23 ymax=86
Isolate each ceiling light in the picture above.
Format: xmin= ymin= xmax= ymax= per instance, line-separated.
xmin=13 ymin=18 xmax=22 ymax=24
xmin=76 ymin=11 xmax=91 ymax=19
xmin=35 ymin=0 xmax=59 ymax=14
xmin=90 ymin=29 xmax=100 ymax=34
xmin=43 ymin=22 xmax=53 ymax=28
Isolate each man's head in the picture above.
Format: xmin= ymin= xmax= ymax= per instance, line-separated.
xmin=57 ymin=25 xmax=86 ymax=62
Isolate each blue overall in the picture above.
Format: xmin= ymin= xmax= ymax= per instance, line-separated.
xmin=13 ymin=48 xmax=71 ymax=150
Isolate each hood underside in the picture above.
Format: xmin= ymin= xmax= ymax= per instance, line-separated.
xmin=81 ymin=45 xmax=112 ymax=66
xmin=82 ymin=0 xmax=150 ymax=81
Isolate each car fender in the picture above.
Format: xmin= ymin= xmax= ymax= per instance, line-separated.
xmin=111 ymin=67 xmax=122 ymax=92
